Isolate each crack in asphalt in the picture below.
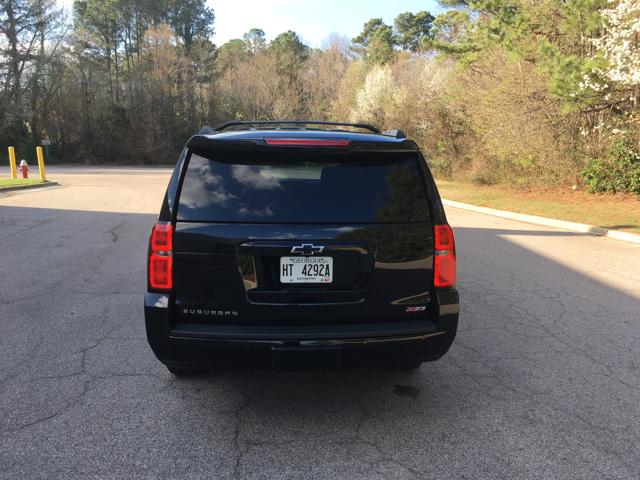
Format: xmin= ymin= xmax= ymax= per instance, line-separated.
xmin=0 ymin=216 xmax=59 ymax=244
xmin=0 ymin=291 xmax=144 ymax=306
xmin=0 ymin=317 xmax=134 ymax=435
xmin=233 ymin=393 xmax=259 ymax=480
xmin=107 ymin=221 xmax=125 ymax=244
xmin=348 ymin=380 xmax=424 ymax=478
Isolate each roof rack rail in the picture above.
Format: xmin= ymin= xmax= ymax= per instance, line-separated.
xmin=211 ymin=120 xmax=381 ymax=134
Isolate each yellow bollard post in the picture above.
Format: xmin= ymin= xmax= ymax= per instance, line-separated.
xmin=36 ymin=147 xmax=46 ymax=181
xmin=8 ymin=147 xmax=18 ymax=179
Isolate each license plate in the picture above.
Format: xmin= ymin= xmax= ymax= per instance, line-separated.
xmin=280 ymin=256 xmax=333 ymax=283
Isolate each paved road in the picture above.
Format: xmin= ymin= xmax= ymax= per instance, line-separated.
xmin=1 ymin=167 xmax=639 ymax=479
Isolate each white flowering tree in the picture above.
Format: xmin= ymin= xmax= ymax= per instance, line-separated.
xmin=592 ymin=0 xmax=640 ymax=88
xmin=578 ymin=0 xmax=640 ymax=193
xmin=349 ymin=66 xmax=407 ymax=128
xmin=570 ymin=2 xmax=639 ymax=144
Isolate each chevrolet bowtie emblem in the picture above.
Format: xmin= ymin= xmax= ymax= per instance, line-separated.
xmin=291 ymin=244 xmax=324 ymax=255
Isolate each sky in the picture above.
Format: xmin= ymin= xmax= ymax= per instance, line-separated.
xmin=58 ymin=0 xmax=443 ymax=49
xmin=207 ymin=0 xmax=441 ymax=48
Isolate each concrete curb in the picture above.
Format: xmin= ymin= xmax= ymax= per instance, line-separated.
xmin=442 ymin=199 xmax=640 ymax=245
xmin=0 ymin=182 xmax=59 ymax=193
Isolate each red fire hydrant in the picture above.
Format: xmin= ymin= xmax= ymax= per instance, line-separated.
xmin=19 ymin=160 xmax=29 ymax=178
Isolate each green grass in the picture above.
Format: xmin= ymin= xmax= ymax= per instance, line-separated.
xmin=0 ymin=178 xmax=49 ymax=187
xmin=435 ymin=179 xmax=640 ymax=235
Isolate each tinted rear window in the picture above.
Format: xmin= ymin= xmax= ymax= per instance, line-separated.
xmin=176 ymin=149 xmax=430 ymax=223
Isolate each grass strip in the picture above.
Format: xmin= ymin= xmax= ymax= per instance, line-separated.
xmin=435 ymin=180 xmax=640 ymax=235
xmin=0 ymin=179 xmax=49 ymax=187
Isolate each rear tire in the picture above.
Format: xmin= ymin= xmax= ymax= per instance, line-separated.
xmin=390 ymin=362 xmax=423 ymax=370
xmin=166 ymin=366 xmax=199 ymax=376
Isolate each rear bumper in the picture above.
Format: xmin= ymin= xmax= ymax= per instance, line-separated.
xmin=144 ymin=290 xmax=459 ymax=369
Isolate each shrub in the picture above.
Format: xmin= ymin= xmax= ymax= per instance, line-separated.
xmin=427 ymin=158 xmax=453 ymax=178
xmin=471 ymin=171 xmax=497 ymax=186
xmin=581 ymin=140 xmax=640 ymax=194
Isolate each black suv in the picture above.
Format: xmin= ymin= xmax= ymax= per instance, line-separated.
xmin=145 ymin=121 xmax=459 ymax=375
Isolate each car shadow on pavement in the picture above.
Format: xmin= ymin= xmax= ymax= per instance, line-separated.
xmin=162 ymin=225 xmax=639 ymax=478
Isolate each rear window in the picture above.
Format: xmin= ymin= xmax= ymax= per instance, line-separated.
xmin=176 ymin=149 xmax=430 ymax=223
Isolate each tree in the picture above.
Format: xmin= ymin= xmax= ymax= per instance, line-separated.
xmin=1 ymin=0 xmax=61 ymax=151
xmin=591 ymin=0 xmax=640 ymax=88
xmin=243 ymin=28 xmax=266 ymax=54
xmin=352 ymin=18 xmax=396 ymax=65
xmin=265 ymin=30 xmax=310 ymax=118
xmin=320 ymin=32 xmax=353 ymax=60
xmin=349 ymin=65 xmax=407 ymax=128
xmin=217 ymin=38 xmax=250 ymax=72
xmin=140 ymin=23 xmax=184 ymax=147
xmin=169 ymin=0 xmax=214 ymax=48
xmin=394 ymin=11 xmax=435 ymax=52
xmin=428 ymin=9 xmax=470 ymax=46
xmin=269 ymin=30 xmax=309 ymax=60
xmin=332 ymin=59 xmax=367 ymax=121
xmin=74 ymin=0 xmax=121 ymax=102
xmin=302 ymin=46 xmax=349 ymax=120
xmin=1 ymin=0 xmax=57 ymax=98
xmin=427 ymin=1 xmax=615 ymax=109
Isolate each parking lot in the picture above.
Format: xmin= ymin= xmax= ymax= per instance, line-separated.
xmin=1 ymin=166 xmax=639 ymax=479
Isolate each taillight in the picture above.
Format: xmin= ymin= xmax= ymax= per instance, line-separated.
xmin=434 ymin=224 xmax=457 ymax=288
xmin=151 ymin=224 xmax=173 ymax=251
xmin=264 ymin=138 xmax=350 ymax=146
xmin=149 ymin=223 xmax=173 ymax=291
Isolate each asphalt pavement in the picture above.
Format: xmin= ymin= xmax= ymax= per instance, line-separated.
xmin=1 ymin=166 xmax=639 ymax=479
